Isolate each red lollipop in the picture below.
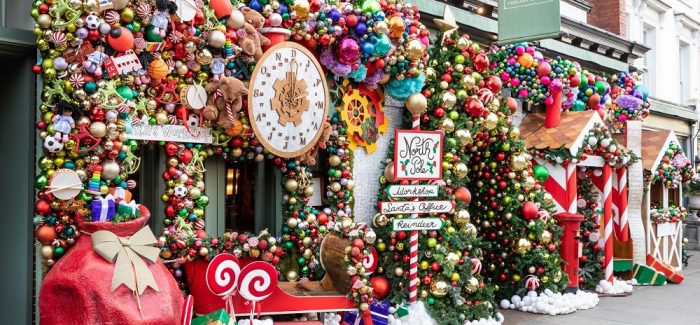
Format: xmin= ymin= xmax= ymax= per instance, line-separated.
xmin=206 ymin=253 xmax=241 ymax=297
xmin=237 ymin=261 xmax=278 ymax=303
xmin=362 ymin=246 xmax=379 ymax=275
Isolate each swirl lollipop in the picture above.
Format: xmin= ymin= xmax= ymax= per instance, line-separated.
xmin=205 ymin=253 xmax=241 ymax=317
xmin=237 ymin=261 xmax=278 ymax=321
xmin=362 ymin=246 xmax=378 ymax=275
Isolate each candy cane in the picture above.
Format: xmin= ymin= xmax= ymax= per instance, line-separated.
xmin=524 ymin=275 xmax=540 ymax=291
xmin=603 ymin=164 xmax=614 ymax=282
xmin=180 ymin=295 xmax=194 ymax=325
xmin=617 ymin=168 xmax=629 ymax=242
xmin=206 ymin=254 xmax=241 ymax=318
xmin=408 ymin=113 xmax=420 ymax=304
xmin=237 ymin=261 xmax=278 ymax=322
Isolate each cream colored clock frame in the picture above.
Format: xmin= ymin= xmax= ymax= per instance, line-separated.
xmin=247 ymin=42 xmax=329 ymax=158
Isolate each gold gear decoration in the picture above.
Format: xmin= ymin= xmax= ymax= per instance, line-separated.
xmin=338 ymin=80 xmax=387 ymax=153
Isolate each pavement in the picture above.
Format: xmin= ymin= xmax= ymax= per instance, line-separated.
xmin=501 ymin=253 xmax=700 ymax=325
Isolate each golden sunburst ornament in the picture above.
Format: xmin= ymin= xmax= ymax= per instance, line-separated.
xmin=272 ymin=63 xmax=309 ymax=126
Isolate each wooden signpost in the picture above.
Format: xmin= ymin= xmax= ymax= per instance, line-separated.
xmin=379 ymin=201 xmax=452 ymax=215
xmin=392 ymin=218 xmax=444 ymax=231
xmin=385 ymin=184 xmax=438 ymax=198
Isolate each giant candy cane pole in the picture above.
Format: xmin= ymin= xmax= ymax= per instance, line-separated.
xmin=405 ymin=93 xmax=427 ymax=304
xmin=603 ymin=164 xmax=614 ymax=282
xmin=617 ymin=168 xmax=629 ymax=242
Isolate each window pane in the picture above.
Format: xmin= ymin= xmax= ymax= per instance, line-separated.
xmin=224 ymin=160 xmax=257 ymax=233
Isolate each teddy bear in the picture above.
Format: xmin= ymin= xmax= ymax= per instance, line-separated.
xmin=237 ymin=7 xmax=270 ymax=61
xmin=298 ymin=121 xmax=333 ymax=165
xmin=203 ymin=77 xmax=248 ymax=129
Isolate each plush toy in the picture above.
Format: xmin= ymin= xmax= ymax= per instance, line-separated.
xmin=298 ymin=121 xmax=332 ymax=165
xmin=203 ymin=77 xmax=248 ymax=129
xmin=238 ymin=7 xmax=270 ymax=60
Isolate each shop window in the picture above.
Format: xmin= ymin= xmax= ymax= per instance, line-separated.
xmin=307 ymin=151 xmax=329 ymax=209
xmin=224 ymin=160 xmax=257 ymax=233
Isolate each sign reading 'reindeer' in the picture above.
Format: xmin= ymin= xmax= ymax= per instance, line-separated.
xmin=394 ymin=130 xmax=443 ymax=181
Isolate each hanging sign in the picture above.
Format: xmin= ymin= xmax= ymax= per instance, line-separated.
xmin=394 ymin=130 xmax=443 ymax=181
xmin=386 ymin=185 xmax=439 ymax=198
xmin=498 ymin=0 xmax=560 ymax=44
xmin=379 ymin=200 xmax=452 ymax=215
xmin=127 ymin=124 xmax=213 ymax=144
xmin=392 ymin=218 xmax=444 ymax=231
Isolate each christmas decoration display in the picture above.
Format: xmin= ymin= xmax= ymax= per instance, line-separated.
xmin=32 ymin=0 xmax=430 ymax=321
xmin=606 ymin=71 xmax=650 ymax=130
xmin=650 ymin=205 xmax=687 ymax=224
xmin=498 ymin=289 xmax=598 ymax=315
xmin=632 ymin=263 xmax=666 ymax=285
xmin=644 ymin=141 xmax=694 ymax=188
xmin=646 ymin=254 xmax=684 ymax=284
xmin=575 ymin=172 xmax=604 ymax=290
xmin=338 ymin=80 xmax=388 ymax=153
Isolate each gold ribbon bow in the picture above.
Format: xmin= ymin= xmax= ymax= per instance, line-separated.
xmin=92 ymin=226 xmax=161 ymax=314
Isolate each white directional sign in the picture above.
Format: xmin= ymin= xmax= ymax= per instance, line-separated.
xmin=392 ymin=218 xmax=444 ymax=231
xmin=386 ymin=185 xmax=439 ymax=198
xmin=379 ymin=200 xmax=452 ymax=215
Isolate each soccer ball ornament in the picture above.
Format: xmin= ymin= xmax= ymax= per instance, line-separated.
xmin=173 ymin=185 xmax=189 ymax=198
xmin=44 ymin=137 xmax=64 ymax=153
xmin=186 ymin=114 xmax=200 ymax=127
xmin=85 ymin=14 xmax=101 ymax=30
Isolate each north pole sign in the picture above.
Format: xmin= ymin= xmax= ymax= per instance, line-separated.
xmin=379 ymin=201 xmax=452 ymax=215
xmin=394 ymin=130 xmax=443 ymax=180
xmin=392 ymin=218 xmax=444 ymax=231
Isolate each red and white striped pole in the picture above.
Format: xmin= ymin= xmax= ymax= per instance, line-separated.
xmin=408 ymin=113 xmax=420 ymax=304
xmin=617 ymin=168 xmax=629 ymax=242
xmin=566 ymin=163 xmax=577 ymax=213
xmin=603 ymin=164 xmax=614 ymax=282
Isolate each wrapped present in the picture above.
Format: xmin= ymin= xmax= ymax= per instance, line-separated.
xmin=646 ymin=254 xmax=684 ymax=284
xmin=109 ymin=187 xmax=132 ymax=203
xmin=633 ymin=263 xmax=666 ymax=285
xmin=343 ymin=300 xmax=390 ymax=325
xmin=117 ymin=201 xmax=141 ymax=217
xmin=91 ymin=195 xmax=115 ymax=221
xmin=395 ymin=303 xmax=409 ymax=318
xmin=192 ymin=309 xmax=233 ymax=325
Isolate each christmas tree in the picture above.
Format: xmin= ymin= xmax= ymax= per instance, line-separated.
xmin=372 ymin=33 xmax=500 ymax=324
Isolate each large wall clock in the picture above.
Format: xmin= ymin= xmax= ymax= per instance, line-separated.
xmin=248 ymin=42 xmax=329 ymax=158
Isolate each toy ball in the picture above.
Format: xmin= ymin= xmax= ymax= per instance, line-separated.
xmin=85 ymin=14 xmax=101 ymax=29
xmin=44 ymin=137 xmax=64 ymax=153
xmin=107 ymin=27 xmax=134 ymax=52
xmin=148 ymin=59 xmax=169 ymax=80
xmin=588 ymin=93 xmax=601 ymax=107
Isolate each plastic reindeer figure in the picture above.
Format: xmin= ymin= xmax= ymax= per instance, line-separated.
xmin=151 ymin=0 xmax=177 ymax=37
xmin=52 ymin=101 xmax=81 ymax=143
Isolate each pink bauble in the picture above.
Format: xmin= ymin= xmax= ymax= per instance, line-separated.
xmin=337 ymin=38 xmax=360 ymax=65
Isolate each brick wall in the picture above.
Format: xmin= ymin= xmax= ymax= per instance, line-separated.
xmin=587 ymin=0 xmax=627 ymax=38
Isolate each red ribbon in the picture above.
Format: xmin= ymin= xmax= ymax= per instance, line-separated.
xmin=360 ymin=309 xmax=373 ymax=325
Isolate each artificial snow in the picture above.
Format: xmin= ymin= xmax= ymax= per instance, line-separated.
xmin=500 ymin=289 xmax=599 ymax=315
xmin=388 ymin=301 xmax=437 ymax=325
xmin=595 ymin=279 xmax=633 ymax=294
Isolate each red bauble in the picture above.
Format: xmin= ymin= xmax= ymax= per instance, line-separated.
xmin=547 ymin=243 xmax=556 ymax=252
xmin=35 ymin=199 xmax=52 ymax=215
xmin=397 ymin=231 xmax=407 ymax=240
xmin=370 ymin=276 xmax=390 ymax=299
xmin=454 ymin=187 xmax=471 ymax=204
xmin=473 ymin=53 xmax=488 ymax=72
xmin=352 ymin=238 xmax=365 ymax=249
xmin=317 ymin=212 xmax=329 ymax=225
xmin=485 ymin=76 xmax=502 ymax=93
xmin=165 ymin=142 xmax=179 ymax=156
xmin=466 ymin=98 xmax=484 ymax=117
xmin=431 ymin=261 xmax=441 ymax=271
xmin=520 ymin=201 xmax=539 ymax=220
xmin=35 ymin=224 xmax=57 ymax=244
xmin=178 ymin=149 xmax=194 ymax=164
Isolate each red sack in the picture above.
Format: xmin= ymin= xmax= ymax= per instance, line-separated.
xmin=39 ymin=206 xmax=183 ymax=325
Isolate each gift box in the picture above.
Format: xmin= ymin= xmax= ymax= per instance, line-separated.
xmin=646 ymin=254 xmax=684 ymax=284
xmin=109 ymin=187 xmax=132 ymax=203
xmin=116 ymin=201 xmax=141 ymax=217
xmin=395 ymin=303 xmax=409 ymax=318
xmin=192 ymin=309 xmax=234 ymax=325
xmin=633 ymin=263 xmax=666 ymax=285
xmin=91 ymin=195 xmax=115 ymax=221
xmin=343 ymin=300 xmax=390 ymax=325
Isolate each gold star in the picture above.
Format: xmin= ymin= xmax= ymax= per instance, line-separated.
xmin=433 ymin=5 xmax=459 ymax=43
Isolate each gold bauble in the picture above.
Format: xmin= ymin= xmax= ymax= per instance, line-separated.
xmin=388 ymin=15 xmax=405 ymax=38
xmin=462 ymin=75 xmax=475 ymax=89
xmin=37 ymin=14 xmax=52 ymax=29
xmin=446 ymin=252 xmax=459 ymax=265
xmin=285 ymin=179 xmax=298 ymax=192
xmin=456 ymin=37 xmax=470 ymax=50
xmin=155 ymin=112 xmax=169 ymax=125
xmin=330 ymin=182 xmax=342 ymax=192
xmin=208 ymin=30 xmax=227 ymax=48
xmin=514 ymin=238 xmax=532 ymax=255
xmin=441 ymin=118 xmax=455 ymax=133
xmin=89 ymin=121 xmax=107 ymax=138
xmin=511 ymin=154 xmax=528 ymax=171
xmin=463 ymin=223 xmax=477 ymax=238
xmin=303 ymin=248 xmax=313 ymax=259
xmin=464 ymin=277 xmax=479 ymax=294
xmin=430 ymin=280 xmax=448 ymax=297
xmin=328 ymin=155 xmax=341 ymax=167
xmin=101 ymin=160 xmax=120 ymax=180
xmin=542 ymin=276 xmax=549 ymax=283
xmin=485 ymin=113 xmax=498 ymax=130
xmin=456 ymin=129 xmax=472 ymax=145
xmin=406 ymin=39 xmax=424 ymax=60
xmin=286 ymin=270 xmax=299 ymax=281
xmin=341 ymin=217 xmax=353 ymax=230
xmin=442 ymin=91 xmax=456 ymax=108
xmin=405 ymin=93 xmax=427 ymax=116
xmin=293 ymin=0 xmax=310 ymax=18
xmin=304 ymin=186 xmax=314 ymax=197
xmin=455 ymin=209 xmax=470 ymax=226
xmin=373 ymin=214 xmax=388 ymax=227
xmin=420 ymin=289 xmax=429 ymax=298
xmin=540 ymin=230 xmax=552 ymax=244
xmin=41 ymin=245 xmax=54 ymax=259
xmin=454 ymin=163 xmax=468 ymax=179
xmin=554 ymin=270 xmax=562 ymax=283
xmin=196 ymin=49 xmax=213 ymax=65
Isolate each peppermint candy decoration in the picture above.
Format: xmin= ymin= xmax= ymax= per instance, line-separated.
xmin=135 ymin=3 xmax=152 ymax=18
xmin=126 ymin=179 xmax=137 ymax=189
xmin=169 ymin=31 xmax=184 ymax=43
xmin=117 ymin=105 xmax=131 ymax=114
xmin=131 ymin=116 xmax=142 ymax=126
xmin=524 ymin=275 xmax=540 ymax=291
xmin=237 ymin=261 xmax=277 ymax=302
xmin=168 ymin=115 xmax=178 ymax=125
xmin=470 ymin=258 xmax=482 ymax=274
xmin=50 ymin=31 xmax=66 ymax=45
xmin=104 ymin=10 xmax=121 ymax=25
xmin=478 ymin=88 xmax=494 ymax=104
xmin=206 ymin=253 xmax=242 ymax=297
xmin=537 ymin=210 xmax=550 ymax=222
xmin=69 ymin=73 xmax=85 ymax=88
xmin=362 ymin=246 xmax=378 ymax=275
xmin=194 ymin=218 xmax=205 ymax=230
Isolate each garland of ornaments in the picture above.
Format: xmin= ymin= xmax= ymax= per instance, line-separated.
xmin=530 ymin=123 xmax=637 ymax=170
xmin=644 ymin=141 xmax=694 ymax=188
xmin=650 ymin=204 xmax=688 ymax=224
xmin=31 ymin=0 xmax=431 ymax=312
xmin=607 ymin=71 xmax=650 ymax=130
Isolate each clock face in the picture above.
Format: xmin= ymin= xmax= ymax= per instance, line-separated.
xmin=248 ymin=42 xmax=329 ymax=158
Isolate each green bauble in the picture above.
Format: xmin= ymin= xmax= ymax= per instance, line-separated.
xmin=533 ymin=165 xmax=549 ymax=182
xmin=196 ymin=194 xmax=209 ymax=207
xmin=145 ymin=25 xmax=164 ymax=42
xmin=35 ymin=174 xmax=48 ymax=190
